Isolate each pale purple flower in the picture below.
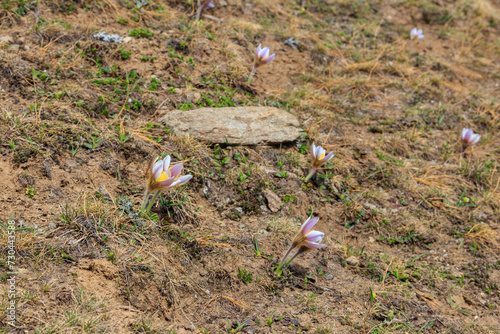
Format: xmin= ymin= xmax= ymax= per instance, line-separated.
xmin=248 ymin=44 xmax=275 ymax=83
xmin=142 ymin=155 xmax=193 ymax=211
xmin=410 ymin=28 xmax=424 ymax=41
xmin=254 ymin=44 xmax=275 ymax=68
xmin=275 ymin=216 xmax=326 ymax=276
xmin=205 ymin=0 xmax=214 ymax=8
xmin=310 ymin=142 xmax=334 ymax=169
xmin=304 ymin=143 xmax=334 ymax=182
xmin=148 ymin=155 xmax=192 ymax=191
xmin=461 ymin=128 xmax=481 ymax=146
xmin=297 ymin=216 xmax=327 ymax=249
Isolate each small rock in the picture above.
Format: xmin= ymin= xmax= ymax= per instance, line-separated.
xmin=324 ymin=273 xmax=334 ymax=280
xmin=284 ymin=37 xmax=299 ymax=49
xmin=93 ymin=32 xmax=123 ymax=43
xmin=123 ymin=36 xmax=133 ymax=43
xmin=263 ymin=189 xmax=281 ymax=213
xmin=186 ymin=91 xmax=201 ymax=103
xmin=0 ymin=36 xmax=13 ymax=44
xmin=346 ymin=256 xmax=359 ymax=266
xmin=363 ymin=202 xmax=377 ymax=211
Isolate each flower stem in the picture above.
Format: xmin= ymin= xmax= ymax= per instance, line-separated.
xmin=195 ymin=2 xmax=204 ymax=21
xmin=304 ymin=167 xmax=317 ymax=182
xmin=140 ymin=189 xmax=150 ymax=211
xmin=275 ymin=244 xmax=295 ymax=277
xmin=247 ymin=65 xmax=257 ymax=84
xmin=145 ymin=191 xmax=160 ymax=212
xmin=283 ymin=249 xmax=302 ymax=268
xmin=461 ymin=145 xmax=468 ymax=159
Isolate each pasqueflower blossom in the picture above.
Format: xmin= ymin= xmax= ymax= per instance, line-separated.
xmin=248 ymin=44 xmax=275 ymax=83
xmin=460 ymin=128 xmax=481 ymax=158
xmin=461 ymin=128 xmax=481 ymax=146
xmin=141 ymin=155 xmax=192 ymax=212
xmin=410 ymin=28 xmax=424 ymax=41
xmin=304 ymin=142 xmax=334 ymax=182
xmin=275 ymin=216 xmax=326 ymax=276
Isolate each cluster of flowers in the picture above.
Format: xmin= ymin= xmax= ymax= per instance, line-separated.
xmin=138 ymin=9 xmax=482 ymax=273
xmin=141 ymin=127 xmax=480 ymax=272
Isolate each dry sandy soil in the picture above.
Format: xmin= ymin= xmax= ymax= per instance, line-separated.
xmin=0 ymin=0 xmax=499 ymax=333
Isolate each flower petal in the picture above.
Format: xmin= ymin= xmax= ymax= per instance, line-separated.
xmin=263 ymin=53 xmax=275 ymax=63
xmin=169 ymin=163 xmax=183 ymax=178
xmin=311 ymin=142 xmax=317 ymax=159
xmin=315 ymin=146 xmax=323 ymax=159
xmin=259 ymin=47 xmax=270 ymax=59
xmin=320 ymin=151 xmax=334 ymax=163
xmin=470 ymin=134 xmax=481 ymax=145
xmin=174 ymin=174 xmax=193 ymax=186
xmin=162 ymin=155 xmax=171 ymax=171
xmin=304 ymin=240 xmax=327 ymax=248
xmin=461 ymin=128 xmax=467 ymax=140
xmin=256 ymin=44 xmax=262 ymax=57
xmin=154 ymin=166 xmax=163 ymax=181
xmin=301 ymin=216 xmax=319 ymax=235
xmin=158 ymin=178 xmax=176 ymax=188
xmin=463 ymin=129 xmax=473 ymax=142
xmin=152 ymin=159 xmax=163 ymax=175
xmin=305 ymin=230 xmax=324 ymax=242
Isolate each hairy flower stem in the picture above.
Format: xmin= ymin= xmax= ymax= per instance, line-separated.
xmin=275 ymin=245 xmax=295 ymax=277
xmin=461 ymin=145 xmax=468 ymax=159
xmin=304 ymin=167 xmax=317 ymax=182
xmin=145 ymin=191 xmax=161 ymax=212
xmin=247 ymin=65 xmax=257 ymax=84
xmin=195 ymin=4 xmax=203 ymax=20
xmin=284 ymin=249 xmax=303 ymax=267
xmin=140 ymin=189 xmax=150 ymax=211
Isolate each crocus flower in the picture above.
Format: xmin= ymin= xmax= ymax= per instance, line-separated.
xmin=460 ymin=128 xmax=481 ymax=157
xmin=304 ymin=142 xmax=334 ymax=182
xmin=410 ymin=28 xmax=424 ymax=41
xmin=141 ymin=155 xmax=192 ymax=212
xmin=205 ymin=0 xmax=214 ymax=8
xmin=275 ymin=216 xmax=326 ymax=276
xmin=254 ymin=44 xmax=276 ymax=67
xmin=248 ymin=44 xmax=275 ymax=83
xmin=461 ymin=128 xmax=481 ymax=146
xmin=291 ymin=216 xmax=326 ymax=249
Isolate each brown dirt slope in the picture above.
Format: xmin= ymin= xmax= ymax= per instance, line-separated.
xmin=0 ymin=0 xmax=499 ymax=333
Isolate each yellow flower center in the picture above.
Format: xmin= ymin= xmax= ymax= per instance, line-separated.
xmin=156 ymin=171 xmax=169 ymax=182
xmin=319 ymin=153 xmax=325 ymax=160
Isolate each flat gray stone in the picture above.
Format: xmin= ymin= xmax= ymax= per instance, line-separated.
xmin=158 ymin=107 xmax=300 ymax=145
